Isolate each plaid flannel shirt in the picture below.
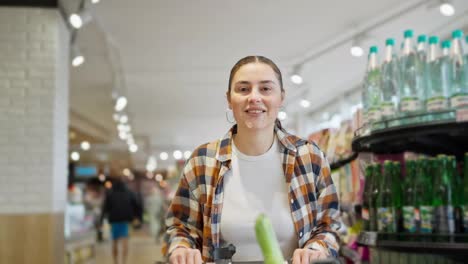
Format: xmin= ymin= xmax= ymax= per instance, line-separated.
xmin=163 ymin=122 xmax=340 ymax=261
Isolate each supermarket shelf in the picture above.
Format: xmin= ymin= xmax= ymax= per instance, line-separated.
xmin=330 ymin=153 xmax=358 ymax=170
xmin=352 ymin=109 xmax=468 ymax=158
xmin=357 ymin=231 xmax=468 ymax=256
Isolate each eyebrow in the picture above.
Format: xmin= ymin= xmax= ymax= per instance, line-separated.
xmin=234 ymin=80 xmax=277 ymax=85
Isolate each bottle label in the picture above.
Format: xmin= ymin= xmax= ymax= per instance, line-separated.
xmin=362 ymin=208 xmax=370 ymax=220
xmin=434 ymin=205 xmax=455 ymax=234
xmin=419 ymin=206 xmax=433 ymax=233
xmin=463 ymin=205 xmax=468 ymax=233
xmin=380 ymin=102 xmax=395 ymax=118
xmin=377 ymin=207 xmax=394 ymax=232
xmin=402 ymin=206 xmax=416 ymax=232
xmin=367 ymin=108 xmax=381 ymax=122
xmin=426 ymin=96 xmax=448 ymax=111
xmin=451 ymin=94 xmax=468 ymax=108
xmin=401 ymin=97 xmax=422 ymax=112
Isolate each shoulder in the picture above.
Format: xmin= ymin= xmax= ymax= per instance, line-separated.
xmin=285 ymin=133 xmax=324 ymax=156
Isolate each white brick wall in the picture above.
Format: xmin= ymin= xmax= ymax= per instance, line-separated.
xmin=0 ymin=7 xmax=69 ymax=214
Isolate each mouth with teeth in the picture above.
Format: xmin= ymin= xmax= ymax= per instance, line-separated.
xmin=245 ymin=109 xmax=267 ymax=116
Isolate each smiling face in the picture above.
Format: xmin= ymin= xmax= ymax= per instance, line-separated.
xmin=227 ymin=62 xmax=284 ymax=132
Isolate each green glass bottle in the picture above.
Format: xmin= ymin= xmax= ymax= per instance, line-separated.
xmin=392 ymin=161 xmax=403 ymax=232
xmin=402 ymin=160 xmax=417 ymax=233
xmin=371 ymin=163 xmax=381 ymax=231
xmin=380 ymin=38 xmax=401 ymax=120
xmin=362 ymin=164 xmax=374 ymax=231
xmin=426 ymin=37 xmax=451 ymax=112
xmin=377 ymin=161 xmax=396 ymax=232
xmin=463 ymin=153 xmax=468 ymax=233
xmin=364 ymin=46 xmax=382 ymax=123
xmin=433 ymin=155 xmax=455 ymax=234
xmin=450 ymin=30 xmax=468 ymax=108
xmin=414 ymin=158 xmax=433 ymax=233
xmin=449 ymin=155 xmax=463 ymax=233
xmin=400 ymin=30 xmax=425 ymax=115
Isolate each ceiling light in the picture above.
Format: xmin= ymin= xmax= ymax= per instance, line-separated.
xmin=440 ymin=2 xmax=455 ymax=16
xmin=123 ymin=168 xmax=131 ymax=177
xmin=71 ymin=46 xmax=84 ymax=67
xmin=278 ymin=111 xmax=287 ymax=121
xmin=70 ymin=152 xmax=80 ymax=161
xmin=119 ymin=131 xmax=128 ymax=140
xmin=350 ymin=46 xmax=364 ymax=57
xmin=160 ymin=152 xmax=168 ymax=161
xmin=146 ymin=156 xmax=157 ymax=172
xmin=173 ymin=150 xmax=182 ymax=160
xmin=291 ymin=74 xmax=303 ymax=85
xmin=98 ymin=174 xmax=105 ymax=182
xmin=155 ymin=174 xmax=163 ymax=182
xmin=184 ymin=151 xmax=192 ymax=159
xmin=115 ymin=96 xmax=127 ymax=112
xmin=81 ymin=141 xmax=90 ymax=150
xmin=91 ymin=0 xmax=100 ymax=4
xmin=350 ymin=33 xmax=366 ymax=57
xmin=126 ymin=137 xmax=135 ymax=145
xmin=300 ymin=99 xmax=311 ymax=108
xmin=129 ymin=144 xmax=138 ymax=153
xmin=119 ymin=115 xmax=128 ymax=124
xmin=69 ymin=10 xmax=92 ymax=29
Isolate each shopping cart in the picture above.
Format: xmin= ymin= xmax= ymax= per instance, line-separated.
xmin=155 ymin=244 xmax=342 ymax=264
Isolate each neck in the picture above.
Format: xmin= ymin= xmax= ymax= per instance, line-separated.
xmin=233 ymin=124 xmax=275 ymax=156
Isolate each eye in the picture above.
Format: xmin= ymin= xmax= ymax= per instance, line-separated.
xmin=261 ymin=86 xmax=272 ymax=92
xmin=239 ymin=87 xmax=249 ymax=92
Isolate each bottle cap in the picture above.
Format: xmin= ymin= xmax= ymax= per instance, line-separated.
xmin=404 ymin=29 xmax=414 ymax=38
xmin=429 ymin=36 xmax=439 ymax=44
xmin=452 ymin=29 xmax=463 ymax=39
xmin=417 ymin=35 xmax=427 ymax=43
xmin=369 ymin=46 xmax=378 ymax=53
xmin=441 ymin=40 xmax=451 ymax=49
xmin=385 ymin=38 xmax=395 ymax=46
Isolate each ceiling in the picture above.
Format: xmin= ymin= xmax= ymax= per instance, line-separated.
xmin=66 ymin=0 xmax=468 ymax=169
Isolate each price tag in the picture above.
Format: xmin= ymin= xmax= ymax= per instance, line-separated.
xmin=456 ymin=108 xmax=468 ymax=122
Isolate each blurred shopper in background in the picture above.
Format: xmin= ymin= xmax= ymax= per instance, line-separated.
xmin=163 ymin=56 xmax=340 ymax=264
xmin=100 ymin=177 xmax=141 ymax=264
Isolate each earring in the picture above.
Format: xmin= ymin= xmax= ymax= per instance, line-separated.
xmin=225 ymin=108 xmax=235 ymax=124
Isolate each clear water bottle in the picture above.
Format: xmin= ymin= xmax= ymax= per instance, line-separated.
xmin=380 ymin=38 xmax=400 ymax=119
xmin=425 ymin=37 xmax=450 ymax=112
xmin=363 ymin=46 xmax=382 ymax=123
xmin=450 ymin=30 xmax=468 ymax=108
xmin=400 ymin=30 xmax=425 ymax=114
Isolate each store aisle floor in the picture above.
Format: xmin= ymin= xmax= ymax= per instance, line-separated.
xmin=95 ymin=231 xmax=163 ymax=264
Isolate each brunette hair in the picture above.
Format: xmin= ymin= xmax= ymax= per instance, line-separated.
xmin=227 ymin=56 xmax=284 ymax=93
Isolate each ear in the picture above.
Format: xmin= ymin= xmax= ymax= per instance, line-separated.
xmin=226 ymin=91 xmax=232 ymax=109
xmin=280 ymin=90 xmax=285 ymax=107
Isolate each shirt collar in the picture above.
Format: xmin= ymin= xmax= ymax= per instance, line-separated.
xmin=215 ymin=120 xmax=299 ymax=163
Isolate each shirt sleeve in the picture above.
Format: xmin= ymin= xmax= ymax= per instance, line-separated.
xmin=162 ymin=160 xmax=204 ymax=257
xmin=304 ymin=150 xmax=341 ymax=257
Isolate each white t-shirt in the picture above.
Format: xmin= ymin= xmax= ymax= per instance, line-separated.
xmin=220 ymin=138 xmax=297 ymax=261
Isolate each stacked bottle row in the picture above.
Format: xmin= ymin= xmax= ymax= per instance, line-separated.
xmin=362 ymin=153 xmax=468 ymax=234
xmin=362 ymin=29 xmax=468 ymax=125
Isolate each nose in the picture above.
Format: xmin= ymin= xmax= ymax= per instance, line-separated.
xmin=248 ymin=88 xmax=262 ymax=103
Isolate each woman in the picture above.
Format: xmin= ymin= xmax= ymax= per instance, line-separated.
xmin=163 ymin=56 xmax=340 ymax=264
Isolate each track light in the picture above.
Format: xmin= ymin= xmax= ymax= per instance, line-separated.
xmin=71 ymin=45 xmax=84 ymax=67
xmin=69 ymin=9 xmax=92 ymax=29
xmin=439 ymin=1 xmax=455 ymax=16
xmin=350 ymin=35 xmax=365 ymax=57
xmin=115 ymin=96 xmax=127 ymax=112
xmin=290 ymin=64 xmax=303 ymax=85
